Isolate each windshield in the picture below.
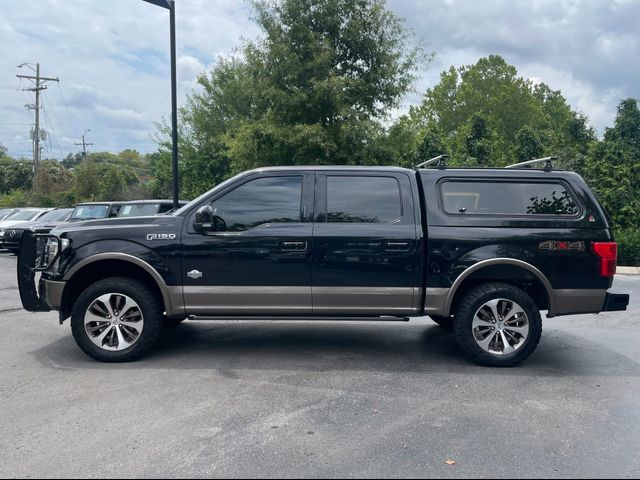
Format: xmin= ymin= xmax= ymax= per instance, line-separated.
xmin=0 ymin=209 xmax=16 ymax=220
xmin=36 ymin=209 xmax=73 ymax=222
xmin=5 ymin=209 xmax=43 ymax=221
xmin=118 ymin=204 xmax=160 ymax=217
xmin=71 ymin=205 xmax=109 ymax=220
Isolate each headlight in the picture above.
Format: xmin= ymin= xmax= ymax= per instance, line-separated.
xmin=43 ymin=237 xmax=60 ymax=266
xmin=37 ymin=236 xmax=71 ymax=270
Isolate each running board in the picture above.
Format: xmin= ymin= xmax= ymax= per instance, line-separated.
xmin=187 ymin=315 xmax=411 ymax=322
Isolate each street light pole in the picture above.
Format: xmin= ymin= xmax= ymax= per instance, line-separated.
xmin=142 ymin=0 xmax=179 ymax=209
xmin=169 ymin=1 xmax=179 ymax=210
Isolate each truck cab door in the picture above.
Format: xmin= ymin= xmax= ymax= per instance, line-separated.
xmin=312 ymin=171 xmax=422 ymax=316
xmin=181 ymin=172 xmax=314 ymax=316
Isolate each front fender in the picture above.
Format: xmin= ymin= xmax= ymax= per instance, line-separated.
xmin=55 ymin=238 xmax=180 ymax=287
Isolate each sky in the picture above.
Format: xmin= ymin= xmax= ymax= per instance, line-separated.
xmin=0 ymin=0 xmax=638 ymax=160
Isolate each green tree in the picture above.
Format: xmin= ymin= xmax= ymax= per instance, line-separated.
xmin=393 ymin=55 xmax=594 ymax=167
xmin=73 ymin=161 xmax=139 ymax=201
xmin=463 ymin=113 xmax=493 ymax=165
xmin=0 ymin=160 xmax=33 ymax=194
xmin=515 ymin=126 xmax=544 ymax=162
xmin=415 ymin=126 xmax=447 ymax=163
xmin=583 ymin=98 xmax=640 ymax=231
xmin=156 ymin=0 xmax=427 ymax=197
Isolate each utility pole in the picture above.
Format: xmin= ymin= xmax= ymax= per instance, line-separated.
xmin=74 ymin=129 xmax=94 ymax=163
xmin=17 ymin=63 xmax=59 ymax=183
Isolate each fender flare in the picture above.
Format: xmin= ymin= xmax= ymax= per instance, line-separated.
xmin=444 ymin=258 xmax=557 ymax=317
xmin=62 ymin=252 xmax=183 ymax=317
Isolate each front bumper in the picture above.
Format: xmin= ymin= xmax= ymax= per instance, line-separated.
xmin=603 ymin=292 xmax=630 ymax=312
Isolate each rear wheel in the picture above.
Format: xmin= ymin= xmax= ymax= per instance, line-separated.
xmin=453 ymin=282 xmax=542 ymax=367
xmin=70 ymin=277 xmax=163 ymax=362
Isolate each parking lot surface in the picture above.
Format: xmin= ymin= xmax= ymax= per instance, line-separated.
xmin=0 ymin=250 xmax=638 ymax=478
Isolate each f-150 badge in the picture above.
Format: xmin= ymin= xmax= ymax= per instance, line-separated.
xmin=147 ymin=233 xmax=176 ymax=241
xmin=539 ymin=240 xmax=585 ymax=251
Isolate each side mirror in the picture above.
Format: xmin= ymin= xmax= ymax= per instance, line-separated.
xmin=194 ymin=205 xmax=227 ymax=233
xmin=193 ymin=205 xmax=213 ymax=233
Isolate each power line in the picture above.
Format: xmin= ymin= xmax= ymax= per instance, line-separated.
xmin=39 ymin=98 xmax=57 ymax=155
xmin=56 ymin=83 xmax=79 ymax=137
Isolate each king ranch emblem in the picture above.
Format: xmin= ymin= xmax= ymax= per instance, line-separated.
xmin=538 ymin=240 xmax=585 ymax=252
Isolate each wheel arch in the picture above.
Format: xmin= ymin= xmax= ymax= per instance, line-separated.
xmin=60 ymin=254 xmax=183 ymax=320
xmin=445 ymin=258 xmax=556 ymax=317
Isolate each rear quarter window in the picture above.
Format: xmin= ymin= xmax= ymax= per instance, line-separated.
xmin=440 ymin=180 xmax=580 ymax=217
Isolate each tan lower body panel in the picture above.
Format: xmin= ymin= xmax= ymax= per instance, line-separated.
xmin=554 ymin=289 xmax=607 ymax=316
xmin=424 ymin=287 xmax=449 ymax=317
xmin=181 ymin=286 xmax=418 ymax=316
xmin=183 ymin=286 xmax=312 ymax=315
xmin=312 ymin=287 xmax=418 ymax=315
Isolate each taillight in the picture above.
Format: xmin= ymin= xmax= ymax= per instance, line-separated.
xmin=592 ymin=242 xmax=617 ymax=277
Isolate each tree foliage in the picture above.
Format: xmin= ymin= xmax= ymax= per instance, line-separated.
xmin=392 ymin=55 xmax=596 ymax=169
xmin=582 ymin=98 xmax=640 ymax=231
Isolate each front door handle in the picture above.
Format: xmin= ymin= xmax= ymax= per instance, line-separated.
xmin=282 ymin=241 xmax=307 ymax=251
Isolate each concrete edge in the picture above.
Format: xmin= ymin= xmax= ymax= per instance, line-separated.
xmin=617 ymin=266 xmax=640 ymax=275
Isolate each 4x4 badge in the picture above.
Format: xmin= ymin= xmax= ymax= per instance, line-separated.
xmin=539 ymin=240 xmax=585 ymax=251
xmin=187 ymin=270 xmax=203 ymax=280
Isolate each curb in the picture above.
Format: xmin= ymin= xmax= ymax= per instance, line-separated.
xmin=618 ymin=266 xmax=640 ymax=275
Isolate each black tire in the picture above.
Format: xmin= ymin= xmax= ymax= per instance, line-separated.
xmin=430 ymin=315 xmax=454 ymax=331
xmin=163 ymin=316 xmax=187 ymax=329
xmin=453 ymin=282 xmax=542 ymax=367
xmin=70 ymin=277 xmax=163 ymax=362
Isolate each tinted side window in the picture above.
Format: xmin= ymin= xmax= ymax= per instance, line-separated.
xmin=213 ymin=176 xmax=303 ymax=232
xmin=326 ymin=176 xmax=402 ymax=223
xmin=441 ymin=181 xmax=579 ymax=216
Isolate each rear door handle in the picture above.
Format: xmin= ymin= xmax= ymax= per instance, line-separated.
xmin=282 ymin=241 xmax=307 ymax=251
xmin=385 ymin=241 xmax=410 ymax=252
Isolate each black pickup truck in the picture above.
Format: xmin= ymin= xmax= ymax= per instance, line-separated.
xmin=17 ymin=165 xmax=629 ymax=366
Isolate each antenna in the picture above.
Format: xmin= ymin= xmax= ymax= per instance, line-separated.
xmin=415 ymin=154 xmax=449 ymax=169
xmin=506 ymin=156 xmax=557 ymax=171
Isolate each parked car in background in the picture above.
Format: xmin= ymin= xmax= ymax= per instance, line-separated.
xmin=68 ymin=202 xmax=123 ymax=222
xmin=117 ymin=200 xmax=187 ymax=218
xmin=0 ymin=208 xmax=50 ymax=229
xmin=0 ymin=208 xmax=50 ymax=250
xmin=1 ymin=208 xmax=73 ymax=254
xmin=0 ymin=208 xmax=19 ymax=220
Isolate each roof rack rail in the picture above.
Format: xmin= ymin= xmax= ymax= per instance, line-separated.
xmin=506 ymin=156 xmax=557 ymax=171
xmin=415 ymin=154 xmax=449 ymax=169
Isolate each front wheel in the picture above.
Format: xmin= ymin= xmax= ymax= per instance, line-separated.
xmin=453 ymin=282 xmax=542 ymax=367
xmin=70 ymin=277 xmax=163 ymax=362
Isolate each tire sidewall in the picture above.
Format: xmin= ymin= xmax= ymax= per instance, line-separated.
xmin=454 ymin=283 xmax=542 ymax=367
xmin=71 ymin=277 xmax=163 ymax=362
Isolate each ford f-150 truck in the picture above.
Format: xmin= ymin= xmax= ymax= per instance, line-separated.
xmin=17 ymin=164 xmax=629 ymax=366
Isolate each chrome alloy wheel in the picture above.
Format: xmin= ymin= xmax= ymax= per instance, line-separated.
xmin=84 ymin=293 xmax=144 ymax=351
xmin=472 ymin=298 xmax=530 ymax=356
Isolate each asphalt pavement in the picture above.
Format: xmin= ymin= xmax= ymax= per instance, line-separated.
xmin=0 ymin=250 xmax=638 ymax=479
